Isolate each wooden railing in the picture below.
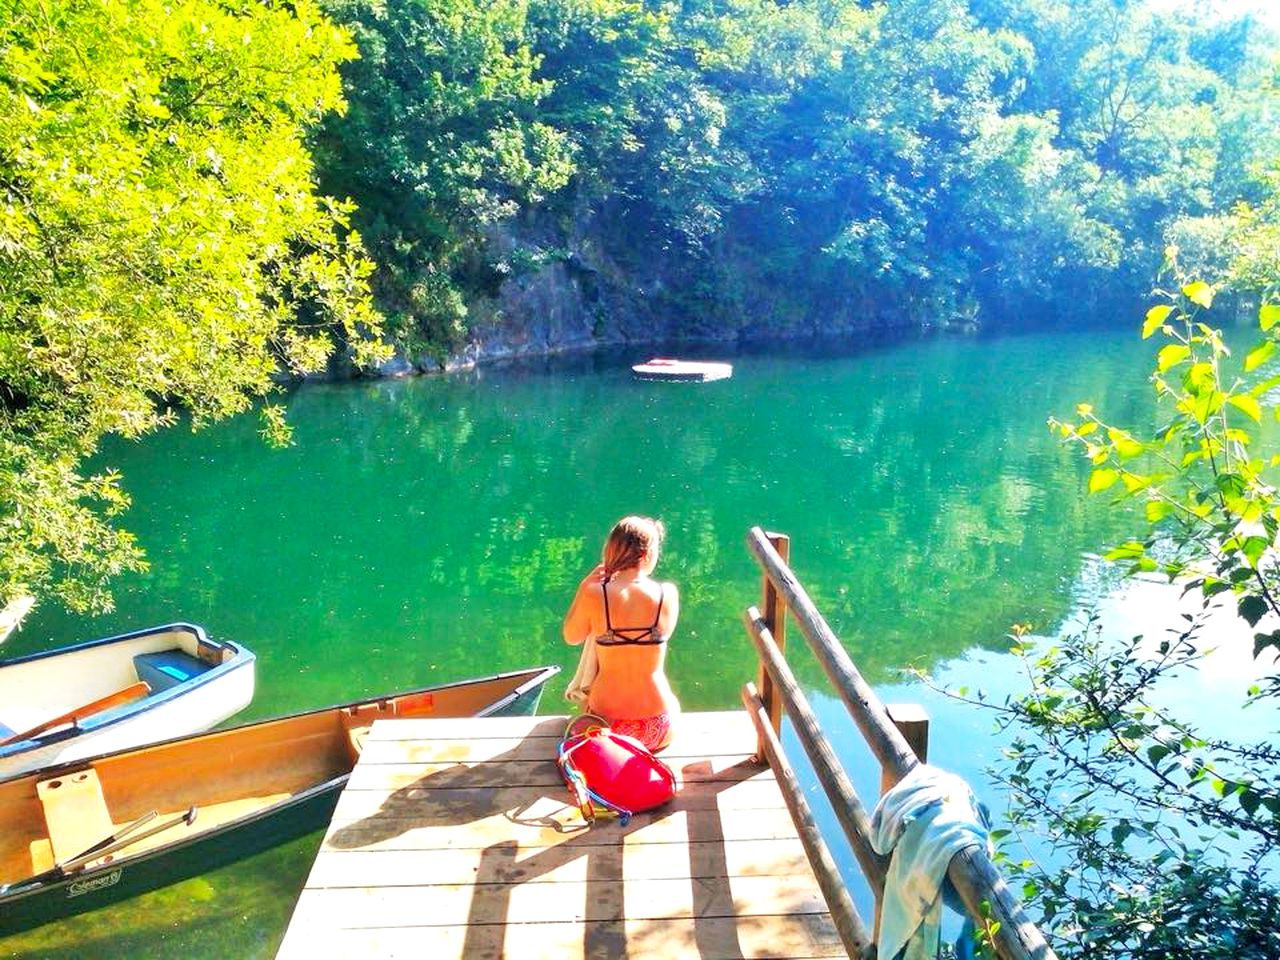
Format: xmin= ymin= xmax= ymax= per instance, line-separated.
xmin=741 ymin=527 xmax=1057 ymax=960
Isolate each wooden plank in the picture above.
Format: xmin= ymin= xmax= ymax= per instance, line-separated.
xmin=358 ymin=720 xmax=754 ymax=766
xmin=757 ymin=531 xmax=790 ymax=758
xmin=304 ymin=837 xmax=814 ymax=888
xmin=744 ymin=606 xmax=886 ymax=896
xmin=746 ymin=527 xmax=919 ymax=776
xmin=365 ymin=711 xmax=753 ymax=749
xmin=366 ymin=716 xmax=572 ymax=742
xmin=744 ymin=682 xmax=872 ymax=958
xmin=285 ymin=873 xmax=828 ymax=928
xmin=322 ymin=804 xmax=808 ymax=853
xmin=330 ymin=777 xmax=787 ymax=822
xmin=278 ymin=913 xmax=846 ymax=960
xmin=345 ymin=754 xmax=768 ymax=791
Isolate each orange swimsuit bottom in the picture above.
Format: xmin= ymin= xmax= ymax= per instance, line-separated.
xmin=608 ymin=714 xmax=673 ymax=752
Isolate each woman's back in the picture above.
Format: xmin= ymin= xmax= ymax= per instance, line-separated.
xmin=590 ymin=576 xmax=678 ymax=719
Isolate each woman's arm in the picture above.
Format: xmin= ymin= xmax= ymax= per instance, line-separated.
xmin=563 ymin=566 xmax=604 ymax=646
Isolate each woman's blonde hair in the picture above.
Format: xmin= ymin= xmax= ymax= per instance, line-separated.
xmin=602 ymin=516 xmax=666 ymax=578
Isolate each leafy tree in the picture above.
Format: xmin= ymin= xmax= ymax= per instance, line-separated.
xmin=0 ymin=0 xmax=385 ymax=612
xmin=315 ymin=0 xmax=577 ymax=352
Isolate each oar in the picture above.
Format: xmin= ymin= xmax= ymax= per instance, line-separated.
xmin=61 ymin=805 xmax=198 ymax=872
xmin=2 ymin=806 xmax=198 ymax=894
xmin=64 ymin=809 xmax=160 ymax=864
xmin=0 ymin=681 xmax=151 ymax=747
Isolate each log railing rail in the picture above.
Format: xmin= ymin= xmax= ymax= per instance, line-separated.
xmin=743 ymin=526 xmax=1057 ymax=960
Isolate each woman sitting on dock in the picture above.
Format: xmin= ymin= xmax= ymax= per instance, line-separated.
xmin=563 ymin=516 xmax=681 ymax=751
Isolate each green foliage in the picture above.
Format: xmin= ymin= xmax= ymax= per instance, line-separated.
xmin=984 ymin=149 xmax=1280 ymax=952
xmin=981 ymin=620 xmax=1280 ymax=958
xmin=0 ymin=0 xmax=385 ymax=611
xmin=1052 ymin=255 xmax=1280 ymax=663
xmin=306 ymin=0 xmax=1278 ymax=347
xmin=315 ymin=0 xmax=582 ymax=348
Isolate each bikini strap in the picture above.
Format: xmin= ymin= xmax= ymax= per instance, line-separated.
xmin=601 ymin=579 xmax=614 ymax=632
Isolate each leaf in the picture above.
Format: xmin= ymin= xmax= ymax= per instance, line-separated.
xmin=1108 ymin=429 xmax=1143 ymax=459
xmin=1146 ymin=500 xmax=1174 ymax=523
xmin=1240 ymin=789 xmax=1261 ymax=817
xmin=1157 ymin=344 xmax=1191 ymax=372
xmin=1143 ymin=304 xmax=1174 ymax=339
xmin=1242 ymin=536 xmax=1270 ymax=568
xmin=1104 ymin=541 xmax=1146 ymax=561
xmin=1186 ymin=362 xmax=1216 ymax=392
xmin=1262 ymin=303 xmax=1280 ymax=332
xmin=1121 ymin=472 xmax=1149 ymax=493
xmin=1255 ymin=630 xmax=1280 ymax=658
xmin=1238 ymin=594 xmax=1268 ymax=627
xmin=1182 ymin=280 xmax=1214 ymax=309
xmin=1226 ymin=394 xmax=1262 ymax=423
xmin=1245 ymin=340 xmax=1275 ymax=372
xmin=1089 ymin=468 xmax=1119 ymax=493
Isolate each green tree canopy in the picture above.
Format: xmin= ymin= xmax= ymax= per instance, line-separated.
xmin=0 ymin=0 xmax=385 ymax=612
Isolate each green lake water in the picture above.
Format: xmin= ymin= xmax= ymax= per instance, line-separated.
xmin=3 ymin=327 xmax=1267 ymax=957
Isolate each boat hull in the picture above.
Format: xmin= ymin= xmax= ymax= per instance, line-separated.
xmin=0 ymin=666 xmax=555 ymax=936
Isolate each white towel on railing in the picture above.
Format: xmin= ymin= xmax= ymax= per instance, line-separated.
xmin=565 ymin=636 xmax=598 ymax=706
xmin=870 ymin=764 xmax=992 ymax=960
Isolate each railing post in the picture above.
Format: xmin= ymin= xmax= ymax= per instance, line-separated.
xmin=879 ymin=703 xmax=930 ymax=795
xmin=756 ymin=532 xmax=790 ymax=759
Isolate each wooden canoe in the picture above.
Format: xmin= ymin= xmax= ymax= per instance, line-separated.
xmin=0 ymin=665 xmax=559 ymax=936
xmin=0 ymin=623 xmax=255 ymax=779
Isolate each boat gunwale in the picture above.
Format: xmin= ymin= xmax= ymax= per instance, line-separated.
xmin=0 ymin=622 xmax=229 ymax=669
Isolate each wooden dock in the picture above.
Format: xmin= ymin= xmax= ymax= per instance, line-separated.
xmin=276 ymin=711 xmax=844 ymax=959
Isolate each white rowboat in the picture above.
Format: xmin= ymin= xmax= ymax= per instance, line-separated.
xmin=0 ymin=623 xmax=255 ymax=779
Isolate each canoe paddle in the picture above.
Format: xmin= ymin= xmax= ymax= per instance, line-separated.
xmin=64 ymin=808 xmax=160 ymax=864
xmin=0 ymin=681 xmax=152 ymax=748
xmin=1 ymin=806 xmax=198 ymax=895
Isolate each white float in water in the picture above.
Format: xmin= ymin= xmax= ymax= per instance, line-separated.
xmin=631 ymin=357 xmax=733 ymax=382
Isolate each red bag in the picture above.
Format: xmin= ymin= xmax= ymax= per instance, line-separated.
xmin=558 ymin=715 xmax=676 ymax=825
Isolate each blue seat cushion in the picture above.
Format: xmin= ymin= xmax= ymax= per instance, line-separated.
xmin=133 ymin=650 xmax=210 ymax=692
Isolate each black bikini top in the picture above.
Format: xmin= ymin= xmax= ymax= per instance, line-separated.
xmin=596 ymin=581 xmax=667 ymax=646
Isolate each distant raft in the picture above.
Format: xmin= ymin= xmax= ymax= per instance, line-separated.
xmin=632 ymin=357 xmax=733 ymax=382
